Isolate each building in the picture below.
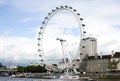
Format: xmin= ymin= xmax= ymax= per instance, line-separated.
xmin=85 ymin=55 xmax=111 ymax=73
xmin=58 ymin=58 xmax=70 ymax=70
xmin=80 ymin=37 xmax=97 ymax=60
xmin=108 ymin=52 xmax=120 ymax=73
xmin=79 ymin=52 xmax=120 ymax=74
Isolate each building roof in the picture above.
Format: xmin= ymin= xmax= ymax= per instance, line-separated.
xmin=87 ymin=55 xmax=111 ymax=60
xmin=102 ymin=55 xmax=111 ymax=59
xmin=88 ymin=56 xmax=95 ymax=60
xmin=84 ymin=52 xmax=120 ymax=60
xmin=112 ymin=52 xmax=120 ymax=58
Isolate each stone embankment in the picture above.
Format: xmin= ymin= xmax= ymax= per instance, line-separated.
xmin=80 ymin=73 xmax=120 ymax=79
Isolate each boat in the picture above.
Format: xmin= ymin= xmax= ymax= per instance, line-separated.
xmin=88 ymin=78 xmax=97 ymax=81
xmin=59 ymin=74 xmax=79 ymax=79
xmin=11 ymin=73 xmax=25 ymax=78
xmin=0 ymin=72 xmax=9 ymax=77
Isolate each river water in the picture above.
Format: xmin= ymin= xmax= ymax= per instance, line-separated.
xmin=0 ymin=77 xmax=120 ymax=81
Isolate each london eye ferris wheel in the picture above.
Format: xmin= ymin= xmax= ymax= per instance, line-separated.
xmin=37 ymin=6 xmax=86 ymax=65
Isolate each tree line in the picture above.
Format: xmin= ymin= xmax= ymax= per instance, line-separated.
xmin=17 ymin=65 xmax=47 ymax=73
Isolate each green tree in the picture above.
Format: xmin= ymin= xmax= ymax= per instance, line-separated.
xmin=0 ymin=63 xmax=3 ymax=68
xmin=17 ymin=65 xmax=47 ymax=73
xmin=17 ymin=66 xmax=25 ymax=72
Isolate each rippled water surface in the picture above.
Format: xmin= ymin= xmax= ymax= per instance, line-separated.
xmin=0 ymin=77 xmax=120 ymax=81
xmin=0 ymin=77 xmax=82 ymax=81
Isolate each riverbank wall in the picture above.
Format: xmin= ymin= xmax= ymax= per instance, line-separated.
xmin=80 ymin=73 xmax=120 ymax=79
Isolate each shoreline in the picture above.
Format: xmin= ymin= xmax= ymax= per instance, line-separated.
xmin=15 ymin=73 xmax=120 ymax=79
xmin=80 ymin=73 xmax=120 ymax=79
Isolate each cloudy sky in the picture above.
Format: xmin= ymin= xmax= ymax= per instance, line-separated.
xmin=0 ymin=0 xmax=120 ymax=66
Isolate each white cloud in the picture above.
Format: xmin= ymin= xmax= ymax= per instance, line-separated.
xmin=21 ymin=18 xmax=33 ymax=23
xmin=0 ymin=36 xmax=39 ymax=65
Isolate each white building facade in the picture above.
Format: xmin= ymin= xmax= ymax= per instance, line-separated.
xmin=80 ymin=37 xmax=97 ymax=60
